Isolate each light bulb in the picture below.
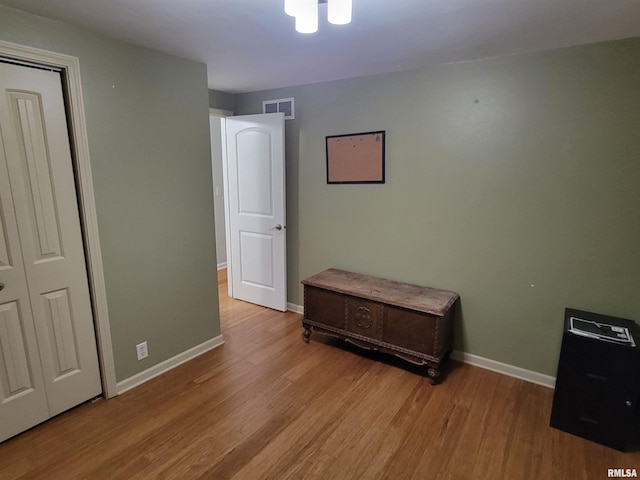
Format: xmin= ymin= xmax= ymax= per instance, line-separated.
xmin=328 ymin=0 xmax=352 ymax=25
xmin=284 ymin=0 xmax=298 ymax=17
xmin=295 ymin=0 xmax=318 ymax=33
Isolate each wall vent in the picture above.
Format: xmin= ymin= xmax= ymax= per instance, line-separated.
xmin=262 ymin=97 xmax=295 ymax=120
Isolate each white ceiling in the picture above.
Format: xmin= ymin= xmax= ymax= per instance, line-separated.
xmin=2 ymin=0 xmax=639 ymax=93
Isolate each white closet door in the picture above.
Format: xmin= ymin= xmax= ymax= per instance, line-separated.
xmin=0 ymin=62 xmax=101 ymax=442
xmin=0 ymin=116 xmax=50 ymax=442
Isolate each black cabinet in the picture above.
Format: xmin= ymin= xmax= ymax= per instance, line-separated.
xmin=550 ymin=308 xmax=640 ymax=451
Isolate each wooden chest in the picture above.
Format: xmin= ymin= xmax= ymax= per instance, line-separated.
xmin=302 ymin=269 xmax=459 ymax=382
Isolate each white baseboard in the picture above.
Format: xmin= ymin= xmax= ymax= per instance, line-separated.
xmin=217 ymin=262 xmax=227 ymax=270
xmin=287 ymin=302 xmax=304 ymax=314
xmin=116 ymin=335 xmax=225 ymax=395
xmin=450 ymin=350 xmax=555 ymax=388
xmin=287 ymin=300 xmax=554 ymax=388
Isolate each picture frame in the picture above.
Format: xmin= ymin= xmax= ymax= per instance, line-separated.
xmin=326 ymin=130 xmax=385 ymax=184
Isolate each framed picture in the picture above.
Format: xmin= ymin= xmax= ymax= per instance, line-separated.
xmin=326 ymin=130 xmax=385 ymax=184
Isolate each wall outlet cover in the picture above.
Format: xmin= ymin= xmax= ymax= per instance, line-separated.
xmin=136 ymin=341 xmax=148 ymax=361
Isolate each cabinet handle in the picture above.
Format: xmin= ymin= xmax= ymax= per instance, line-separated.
xmin=586 ymin=372 xmax=607 ymax=382
xmin=579 ymin=416 xmax=599 ymax=425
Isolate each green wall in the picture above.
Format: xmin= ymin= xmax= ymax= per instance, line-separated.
xmin=236 ymin=38 xmax=640 ymax=376
xmin=209 ymin=89 xmax=236 ymax=112
xmin=0 ymin=6 xmax=220 ymax=381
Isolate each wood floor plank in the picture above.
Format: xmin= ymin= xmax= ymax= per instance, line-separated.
xmin=1 ymin=269 xmax=639 ymax=479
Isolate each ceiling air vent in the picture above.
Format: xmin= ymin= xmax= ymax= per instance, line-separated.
xmin=262 ymin=97 xmax=295 ymax=120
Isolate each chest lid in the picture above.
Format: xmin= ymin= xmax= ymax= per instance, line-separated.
xmin=302 ymin=269 xmax=459 ymax=317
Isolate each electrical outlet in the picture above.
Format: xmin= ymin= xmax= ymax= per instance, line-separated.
xmin=136 ymin=341 xmax=148 ymax=361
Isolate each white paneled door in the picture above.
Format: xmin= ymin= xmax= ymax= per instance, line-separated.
xmin=223 ymin=113 xmax=287 ymax=311
xmin=0 ymin=62 xmax=101 ymax=443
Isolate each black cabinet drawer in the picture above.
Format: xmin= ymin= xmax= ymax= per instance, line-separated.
xmin=554 ymin=365 xmax=638 ymax=412
xmin=551 ymin=395 xmax=637 ymax=451
xmin=559 ymin=334 xmax=640 ymax=382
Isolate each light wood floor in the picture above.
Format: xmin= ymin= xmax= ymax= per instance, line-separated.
xmin=1 ymin=271 xmax=638 ymax=479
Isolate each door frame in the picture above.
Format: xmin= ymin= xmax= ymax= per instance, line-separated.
xmin=0 ymin=41 xmax=117 ymax=398
xmin=209 ymin=107 xmax=234 ymax=272
xmin=209 ymin=109 xmax=233 ymax=298
xmin=218 ymin=115 xmax=234 ymax=299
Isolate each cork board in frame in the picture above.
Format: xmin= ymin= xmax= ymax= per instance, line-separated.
xmin=326 ymin=131 xmax=385 ymax=184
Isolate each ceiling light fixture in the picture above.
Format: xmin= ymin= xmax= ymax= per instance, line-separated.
xmin=285 ymin=0 xmax=352 ymax=34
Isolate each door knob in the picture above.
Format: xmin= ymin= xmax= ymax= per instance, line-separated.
xmin=269 ymin=224 xmax=283 ymax=231
xmin=0 ymin=282 xmax=4 ymax=292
